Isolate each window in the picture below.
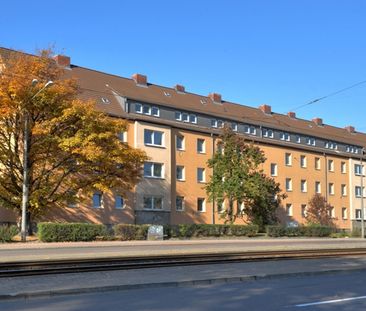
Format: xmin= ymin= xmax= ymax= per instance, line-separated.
xmin=182 ymin=113 xmax=189 ymax=122
xmin=328 ymin=160 xmax=334 ymax=172
xmin=231 ymin=123 xmax=238 ymax=131
xmin=197 ymin=139 xmax=205 ymax=153
xmin=270 ymin=163 xmax=278 ymax=176
xmin=176 ymin=166 xmax=185 ymax=181
xmin=66 ymin=191 xmax=78 ymax=208
xmin=315 ymin=181 xmax=321 ymax=194
xmin=144 ymin=162 xmax=163 ymax=178
xmin=118 ymin=131 xmax=127 ymax=143
xmin=285 ymin=178 xmax=292 ymax=191
xmin=286 ymin=204 xmax=293 ymax=216
xmin=315 ymin=157 xmax=321 ymax=170
xmin=301 ymin=180 xmax=307 ymax=193
xmin=197 ymin=198 xmax=206 ymax=212
xmin=301 ymin=204 xmax=307 ymax=218
xmin=218 ymin=201 xmax=225 ymax=214
xmin=189 ymin=114 xmax=197 ymax=123
xmin=176 ymin=135 xmax=185 ymax=150
xmin=306 ymin=137 xmax=316 ymax=146
xmin=355 ymin=186 xmax=363 ymax=198
xmin=300 ymin=155 xmax=307 ymax=168
xmin=144 ymin=129 xmax=163 ymax=147
xmin=175 ymin=111 xmax=196 ymax=124
xmin=342 ymin=207 xmax=347 ymax=220
xmin=244 ymin=125 xmax=256 ymax=135
xmin=341 ymin=162 xmax=346 ymax=174
xmin=325 ymin=141 xmax=337 ymax=150
xmin=142 ymin=105 xmax=151 ymax=114
xmin=347 ymin=146 xmax=359 ymax=154
xmin=135 ymin=103 xmax=142 ymax=113
xmin=197 ymin=168 xmax=205 ymax=183
xmin=115 ymin=195 xmax=124 ymax=209
xmin=92 ymin=193 xmax=102 ymax=208
xmin=341 ymin=184 xmax=347 ymax=196
xmin=285 ymin=153 xmax=292 ymax=166
xmin=175 ymin=111 xmax=182 ymax=121
xmin=355 ymin=164 xmax=363 ymax=176
xmin=329 ymin=207 xmax=335 ymax=218
xmin=176 ymin=196 xmax=184 ymax=211
xmin=144 ymin=196 xmax=163 ymax=210
xmin=262 ymin=129 xmax=274 ymax=138
xmin=329 ymin=183 xmax=334 ymax=195
xmin=211 ymin=119 xmax=224 ymax=128
xmin=237 ymin=201 xmax=245 ymax=214
xmin=151 ymin=106 xmax=160 ymax=117
xmin=280 ymin=132 xmax=290 ymax=141
xmin=356 ymin=209 xmax=362 ymax=219
xmin=296 ymin=135 xmax=301 ymax=143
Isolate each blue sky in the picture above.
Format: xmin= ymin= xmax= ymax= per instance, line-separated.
xmin=2 ymin=0 xmax=366 ymax=130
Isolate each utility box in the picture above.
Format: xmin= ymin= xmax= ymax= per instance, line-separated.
xmin=147 ymin=225 xmax=164 ymax=241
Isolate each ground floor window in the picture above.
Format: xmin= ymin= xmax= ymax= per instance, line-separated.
xmin=143 ymin=196 xmax=163 ymax=210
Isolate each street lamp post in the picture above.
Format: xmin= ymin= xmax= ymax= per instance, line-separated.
xmin=361 ymin=148 xmax=365 ymax=239
xmin=20 ymin=80 xmax=53 ymax=242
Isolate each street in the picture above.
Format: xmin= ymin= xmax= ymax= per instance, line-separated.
xmin=2 ymin=269 xmax=366 ymax=310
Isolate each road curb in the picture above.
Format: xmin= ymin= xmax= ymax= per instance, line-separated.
xmin=2 ymin=266 xmax=366 ymax=301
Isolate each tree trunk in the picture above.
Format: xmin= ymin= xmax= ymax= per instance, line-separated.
xmin=26 ymin=210 xmax=33 ymax=235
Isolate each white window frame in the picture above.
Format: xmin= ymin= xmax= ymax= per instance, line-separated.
xmin=315 ymin=157 xmax=321 ymax=170
xmin=143 ymin=196 xmax=163 ymax=210
xmin=341 ymin=162 xmax=346 ymax=174
xmin=197 ymin=168 xmax=206 ymax=183
xmin=189 ymin=114 xmax=197 ymax=124
xmin=285 ymin=178 xmax=292 ymax=192
xmin=342 ymin=207 xmax=347 ymax=220
xmin=197 ymin=198 xmax=206 ymax=212
xmin=280 ymin=132 xmax=290 ymax=141
xmin=286 ymin=204 xmax=293 ymax=216
xmin=301 ymin=180 xmax=307 ymax=193
xmin=176 ymin=165 xmax=185 ymax=181
xmin=315 ymin=181 xmax=321 ymax=194
xmin=115 ymin=195 xmax=125 ymax=209
xmin=151 ymin=106 xmax=160 ymax=117
xmin=328 ymin=160 xmax=334 ymax=172
xmin=301 ymin=204 xmax=307 ymax=218
xmin=329 ymin=183 xmax=335 ymax=195
xmin=92 ymin=192 xmax=103 ymax=209
xmin=144 ymin=129 xmax=164 ymax=147
xmin=175 ymin=111 xmax=182 ymax=121
xmin=135 ymin=103 xmax=143 ymax=113
xmin=176 ymin=196 xmax=184 ymax=211
xmin=300 ymin=155 xmax=307 ymax=168
xmin=144 ymin=162 xmax=164 ymax=179
xmin=341 ymin=184 xmax=347 ymax=197
xmin=197 ymin=139 xmax=205 ymax=154
xmin=176 ymin=135 xmax=185 ymax=151
xmin=270 ymin=163 xmax=278 ymax=177
xmin=285 ymin=153 xmax=292 ymax=166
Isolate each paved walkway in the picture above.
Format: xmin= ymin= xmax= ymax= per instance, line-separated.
xmin=1 ymin=238 xmax=366 ymax=300
xmin=1 ymin=238 xmax=366 ymax=263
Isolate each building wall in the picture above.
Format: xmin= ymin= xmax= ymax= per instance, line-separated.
xmin=349 ymin=158 xmax=366 ymax=230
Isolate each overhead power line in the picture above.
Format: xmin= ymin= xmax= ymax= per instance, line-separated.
xmin=289 ymin=79 xmax=366 ymax=112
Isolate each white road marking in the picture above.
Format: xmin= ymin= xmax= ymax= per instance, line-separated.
xmin=296 ymin=295 xmax=366 ymax=307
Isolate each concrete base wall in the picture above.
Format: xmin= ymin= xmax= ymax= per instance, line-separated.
xmin=135 ymin=211 xmax=170 ymax=225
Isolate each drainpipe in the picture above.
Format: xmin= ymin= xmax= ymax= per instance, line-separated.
xmin=324 ymin=153 xmax=328 ymax=201
xmin=211 ymin=132 xmax=215 ymax=224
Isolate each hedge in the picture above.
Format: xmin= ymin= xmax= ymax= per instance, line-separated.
xmin=113 ymin=224 xmax=149 ymax=241
xmin=0 ymin=225 xmax=18 ymax=243
xmin=37 ymin=223 xmax=108 ymax=242
xmin=164 ymin=224 xmax=258 ymax=239
xmin=266 ymin=225 xmax=335 ymax=237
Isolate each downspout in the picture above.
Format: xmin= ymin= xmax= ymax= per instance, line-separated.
xmin=324 ymin=152 xmax=328 ymax=201
xmin=211 ymin=132 xmax=215 ymax=224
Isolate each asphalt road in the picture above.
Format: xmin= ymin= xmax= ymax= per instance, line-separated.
xmin=2 ymin=238 xmax=366 ymax=262
xmin=2 ymin=269 xmax=366 ymax=310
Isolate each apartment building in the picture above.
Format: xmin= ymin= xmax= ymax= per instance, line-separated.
xmin=1 ymin=48 xmax=365 ymax=230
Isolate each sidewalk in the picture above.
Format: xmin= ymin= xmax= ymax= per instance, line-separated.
xmin=1 ymin=238 xmax=366 ymax=300
xmin=1 ymin=238 xmax=366 ymax=263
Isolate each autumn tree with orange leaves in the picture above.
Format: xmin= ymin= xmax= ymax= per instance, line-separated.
xmin=0 ymin=49 xmax=147 ymax=233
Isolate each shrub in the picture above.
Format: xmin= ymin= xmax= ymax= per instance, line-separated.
xmin=113 ymin=224 xmax=149 ymax=241
xmin=0 ymin=225 xmax=18 ymax=243
xmin=172 ymin=224 xmax=258 ymax=238
xmin=38 ymin=223 xmax=107 ymax=242
xmin=266 ymin=225 xmax=286 ymax=237
xmin=303 ymin=224 xmax=334 ymax=237
xmin=229 ymin=224 xmax=258 ymax=237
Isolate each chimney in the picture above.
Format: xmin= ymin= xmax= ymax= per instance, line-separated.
xmin=53 ymin=55 xmax=70 ymax=68
xmin=175 ymin=84 xmax=185 ymax=93
xmin=287 ymin=111 xmax=296 ymax=118
xmin=345 ymin=125 xmax=355 ymax=133
xmin=259 ymin=104 xmax=271 ymax=114
xmin=209 ymin=92 xmax=222 ymax=104
xmin=132 ymin=73 xmax=147 ymax=87
xmin=312 ymin=117 xmax=323 ymax=126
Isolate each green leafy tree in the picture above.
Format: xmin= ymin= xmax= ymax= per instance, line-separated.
xmin=306 ymin=194 xmax=334 ymax=226
xmin=206 ymin=127 xmax=285 ymax=227
xmin=0 ymin=48 xmax=148 ymax=231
